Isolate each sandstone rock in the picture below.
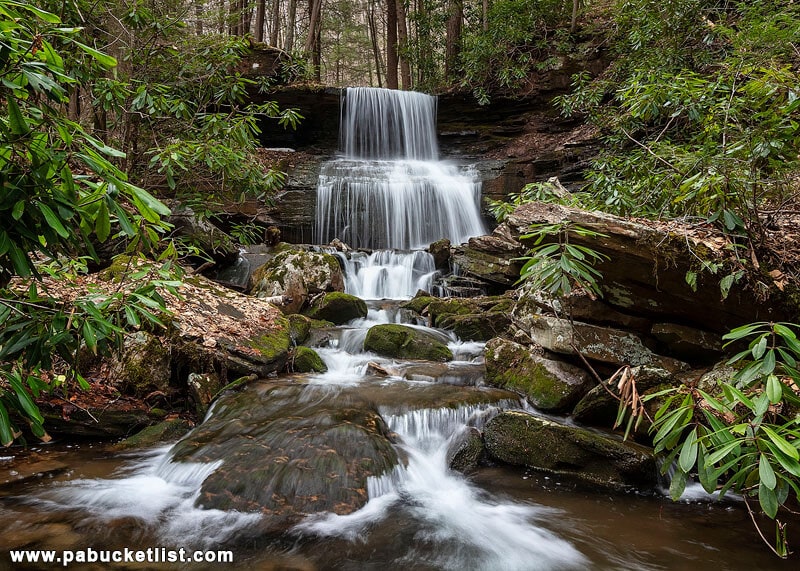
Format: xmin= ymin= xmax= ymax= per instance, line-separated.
xmin=169 ymin=381 xmax=400 ymax=535
xmin=108 ymin=332 xmax=171 ymax=398
xmin=484 ymin=338 xmax=593 ymax=412
xmin=651 ymin=322 xmax=723 ymax=361
xmin=303 ymin=291 xmax=368 ymax=324
xmin=250 ymin=248 xmax=345 ymax=314
xmin=187 ymin=372 xmax=223 ymax=418
xmin=166 ymin=202 xmax=238 ymax=265
xmin=502 ymin=202 xmax=787 ymax=331
xmin=447 ymin=427 xmax=484 ymax=473
xmin=484 ymin=410 xmax=658 ymax=491
xmin=527 ymin=315 xmax=687 ymax=371
xmin=364 ymin=324 xmax=453 ymax=362
xmin=572 ymin=366 xmax=676 ymax=432
xmin=114 ymin=418 xmax=194 ymax=450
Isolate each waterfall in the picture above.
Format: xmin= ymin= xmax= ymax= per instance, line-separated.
xmin=315 ymin=87 xmax=487 ymax=256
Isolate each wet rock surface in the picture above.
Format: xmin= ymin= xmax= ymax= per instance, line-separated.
xmin=484 ymin=410 xmax=658 ymax=491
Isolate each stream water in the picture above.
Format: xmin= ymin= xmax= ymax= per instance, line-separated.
xmin=2 ymin=88 xmax=798 ymax=570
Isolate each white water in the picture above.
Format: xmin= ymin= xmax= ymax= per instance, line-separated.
xmin=331 ymin=248 xmax=438 ymax=299
xmin=31 ymin=446 xmax=260 ymax=547
xmin=295 ymin=405 xmax=587 ymax=570
xmin=315 ymin=87 xmax=486 ymax=299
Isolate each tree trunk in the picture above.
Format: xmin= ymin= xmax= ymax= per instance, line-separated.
xmin=368 ymin=0 xmax=383 ymax=87
xmin=284 ymin=0 xmax=297 ymax=51
xmin=445 ymin=0 xmax=462 ymax=80
xmin=483 ymin=0 xmax=489 ymax=32
xmin=570 ymin=0 xmax=579 ymax=34
xmin=304 ymin=0 xmax=322 ymax=55
xmin=386 ymin=0 xmax=399 ymax=89
xmin=270 ymin=0 xmax=281 ymax=45
xmin=195 ymin=1 xmax=204 ymax=35
xmin=396 ymin=0 xmax=411 ymax=89
xmin=254 ymin=0 xmax=266 ymax=42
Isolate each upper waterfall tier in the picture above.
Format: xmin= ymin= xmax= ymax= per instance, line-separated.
xmin=340 ymin=87 xmax=439 ymax=160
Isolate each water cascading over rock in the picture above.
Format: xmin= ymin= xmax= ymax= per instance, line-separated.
xmin=315 ymin=87 xmax=486 ymax=298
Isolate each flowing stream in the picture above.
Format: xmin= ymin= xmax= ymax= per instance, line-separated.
xmin=2 ymin=88 xmax=798 ymax=570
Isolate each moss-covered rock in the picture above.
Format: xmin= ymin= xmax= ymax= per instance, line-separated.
xmin=114 ymin=418 xmax=194 ymax=450
xmin=187 ymin=372 xmax=223 ymax=418
xmin=250 ymin=248 xmax=344 ymax=313
xmin=169 ymin=381 xmax=400 ymax=535
xmin=364 ymin=324 xmax=453 ymax=362
xmin=400 ymin=294 xmax=436 ymax=315
xmin=438 ymin=312 xmax=512 ymax=341
xmin=303 ymin=291 xmax=368 ymax=324
xmin=108 ymin=331 xmax=171 ymax=398
xmin=571 ymin=366 xmax=676 ymax=437
xmin=447 ymin=426 xmax=484 ymax=473
xmin=484 ymin=410 xmax=658 ymax=491
xmin=402 ymin=295 xmax=514 ymax=342
xmin=286 ymin=313 xmax=313 ymax=344
xmin=484 ymin=338 xmax=592 ymax=412
xmin=290 ymin=346 xmax=328 ymax=373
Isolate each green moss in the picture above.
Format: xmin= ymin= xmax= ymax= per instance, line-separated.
xmin=114 ymin=419 xmax=193 ymax=450
xmin=248 ymin=317 xmax=292 ymax=360
xmin=364 ymin=324 xmax=453 ymax=362
xmin=291 ymin=346 xmax=328 ymax=373
xmin=303 ymin=292 xmax=367 ymax=324
xmin=400 ymin=295 xmax=435 ymax=314
xmin=287 ymin=314 xmax=312 ymax=344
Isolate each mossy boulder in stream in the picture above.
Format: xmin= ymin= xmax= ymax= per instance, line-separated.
xmin=364 ymin=324 xmax=453 ymax=361
xmin=250 ymin=248 xmax=344 ymax=313
xmin=303 ymin=291 xmax=368 ymax=324
xmin=400 ymin=294 xmax=513 ymax=341
xmin=484 ymin=338 xmax=592 ymax=412
xmin=484 ymin=410 xmax=657 ymax=491
xmin=290 ymin=346 xmax=328 ymax=373
xmin=169 ymin=381 xmax=400 ymax=535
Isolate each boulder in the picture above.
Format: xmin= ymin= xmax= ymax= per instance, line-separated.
xmin=428 ymin=238 xmax=452 ymax=270
xmin=447 ymin=427 xmax=484 ymax=473
xmin=650 ymin=322 xmax=724 ymax=362
xmin=303 ymin=291 xmax=368 ymax=324
xmin=107 ymin=332 xmax=171 ymax=398
xmin=526 ymin=315 xmax=686 ymax=371
xmin=364 ymin=324 xmax=453 ymax=362
xmin=572 ymin=366 xmax=677 ymax=434
xmin=290 ymin=346 xmax=328 ymax=373
xmin=250 ymin=248 xmax=345 ymax=314
xmin=169 ymin=381 xmax=400 ymax=535
xmin=403 ymin=295 xmax=514 ymax=342
xmin=114 ymin=418 xmax=194 ymax=450
xmin=484 ymin=410 xmax=658 ymax=491
xmin=187 ymin=372 xmax=223 ymax=418
xmin=166 ymin=202 xmax=239 ymax=265
xmin=450 ymin=230 xmax=526 ymax=290
xmin=484 ymin=338 xmax=593 ymax=412
xmin=502 ymin=202 xmax=787 ymax=332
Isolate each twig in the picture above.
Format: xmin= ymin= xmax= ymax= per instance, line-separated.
xmin=742 ymin=495 xmax=790 ymax=559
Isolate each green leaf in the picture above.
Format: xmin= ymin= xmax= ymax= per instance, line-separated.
xmin=8 ymin=374 xmax=43 ymax=423
xmin=685 ymin=271 xmax=697 ymax=292
xmin=679 ymin=427 xmax=698 ymax=473
xmin=11 ymin=200 xmax=25 ymax=221
xmin=706 ymin=439 xmax=743 ymax=465
xmin=74 ymin=41 xmax=117 ymax=68
xmin=38 ymin=203 xmax=70 ymax=239
xmin=766 ymin=375 xmax=782 ymax=404
xmin=20 ymin=4 xmax=62 ymax=23
xmin=95 ymin=201 xmax=111 ymax=242
xmin=759 ymin=454 xmax=777 ymax=490
xmin=752 ymin=336 xmax=768 ymax=360
xmin=761 ymin=350 xmax=776 ymax=375
xmin=7 ymin=98 xmax=30 ymax=136
xmin=719 ymin=273 xmax=735 ymax=300
xmin=697 ymin=444 xmax=717 ymax=494
xmin=669 ymin=469 xmax=687 ymax=501
xmin=0 ymin=401 xmax=16 ymax=446
xmin=761 ymin=425 xmax=799 ymax=460
xmin=82 ymin=321 xmax=98 ymax=355
xmin=759 ymin=482 xmax=779 ymax=519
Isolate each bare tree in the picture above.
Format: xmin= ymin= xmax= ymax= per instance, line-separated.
xmin=396 ymin=0 xmax=411 ymax=89
xmin=284 ymin=0 xmax=298 ymax=51
xmin=254 ymin=0 xmax=266 ymax=41
xmin=270 ymin=0 xmax=281 ymax=45
xmin=386 ymin=0 xmax=398 ymax=89
xmin=368 ymin=0 xmax=383 ymax=87
xmin=445 ymin=0 xmax=462 ymax=79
